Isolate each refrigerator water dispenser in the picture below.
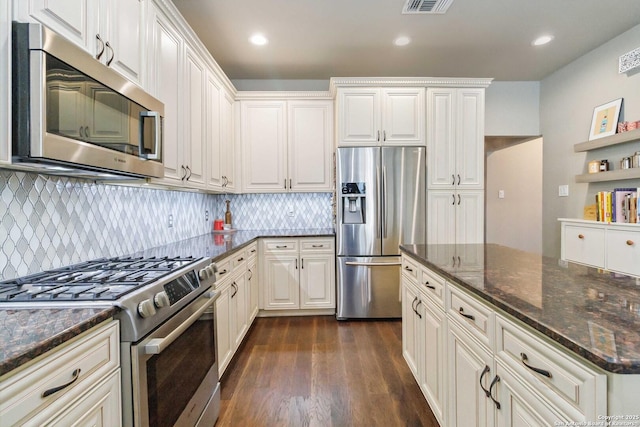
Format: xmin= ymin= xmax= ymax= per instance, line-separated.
xmin=341 ymin=182 xmax=366 ymax=224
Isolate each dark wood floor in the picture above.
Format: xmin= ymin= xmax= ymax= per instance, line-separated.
xmin=216 ymin=316 xmax=439 ymax=427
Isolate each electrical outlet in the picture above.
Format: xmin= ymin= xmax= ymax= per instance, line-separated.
xmin=287 ymin=205 xmax=294 ymax=217
xmin=558 ymin=185 xmax=569 ymax=197
xmin=168 ymin=214 xmax=173 ymax=228
xmin=205 ymin=210 xmax=209 ymax=221
xmin=498 ymin=190 xmax=505 ymax=199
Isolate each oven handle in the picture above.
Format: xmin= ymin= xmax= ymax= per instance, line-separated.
xmin=144 ymin=290 xmax=217 ymax=355
xmin=139 ymin=111 xmax=161 ymax=161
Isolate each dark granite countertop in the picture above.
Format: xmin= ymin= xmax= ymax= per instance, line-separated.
xmin=134 ymin=228 xmax=335 ymax=261
xmin=0 ymin=306 xmax=117 ymax=377
xmin=400 ymin=243 xmax=640 ymax=374
xmin=0 ymin=228 xmax=334 ymax=377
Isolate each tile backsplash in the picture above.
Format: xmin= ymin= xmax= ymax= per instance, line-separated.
xmin=0 ymin=170 xmax=333 ymax=280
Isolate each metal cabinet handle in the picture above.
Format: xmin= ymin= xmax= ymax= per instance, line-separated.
xmin=250 ymin=249 xmax=257 ymax=253
xmin=424 ymin=281 xmax=436 ymax=290
xmin=186 ymin=165 xmax=192 ymax=180
xmin=411 ymin=296 xmax=418 ymax=313
xmin=301 ymin=259 xmax=304 ymax=269
xmin=284 ymin=179 xmax=287 ymax=189
xmin=404 ymin=265 xmax=413 ymax=272
xmin=452 ymin=174 xmax=456 ymax=185
xmin=84 ymin=126 xmax=89 ymax=138
xmin=42 ymin=368 xmax=81 ymax=397
xmin=311 ymin=244 xmax=324 ymax=248
xmin=520 ymin=353 xmax=552 ymax=378
xmin=295 ymin=259 xmax=298 ymax=269
xmin=248 ymin=269 xmax=253 ymax=280
xmin=452 ymin=194 xmax=456 ymax=205
xmin=105 ymin=41 xmax=114 ymax=66
xmin=627 ymin=240 xmax=635 ymax=246
xmin=457 ymin=194 xmax=461 ymax=205
xmin=479 ymin=365 xmax=491 ymax=397
xmin=458 ymin=307 xmax=475 ymax=321
xmin=219 ymin=269 xmax=228 ymax=275
xmin=457 ymin=174 xmax=461 ymax=185
xmin=415 ymin=299 xmax=422 ymax=318
xmin=289 ymin=178 xmax=292 ymax=189
xmin=276 ymin=245 xmax=288 ymax=249
xmin=237 ymin=257 xmax=244 ymax=262
xmin=383 ymin=130 xmax=386 ymax=141
xmin=489 ymin=375 xmax=501 ymax=409
xmin=79 ymin=126 xmax=84 ymax=138
xmin=377 ymin=130 xmax=380 ymax=142
xmin=578 ymin=234 xmax=584 ymax=239
xmin=231 ymin=282 xmax=238 ymax=298
xmin=95 ymin=34 xmax=105 ymax=60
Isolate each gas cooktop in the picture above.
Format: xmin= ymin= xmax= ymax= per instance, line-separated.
xmin=0 ymin=256 xmax=201 ymax=302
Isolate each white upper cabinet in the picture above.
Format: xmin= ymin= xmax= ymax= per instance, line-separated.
xmin=206 ymin=72 xmax=223 ymax=189
xmin=21 ymin=0 xmax=146 ymax=86
xmin=220 ymin=90 xmax=236 ymax=191
xmin=337 ymin=87 xmax=425 ymax=146
xmin=1 ymin=1 xmax=9 ymax=164
xmin=427 ymin=88 xmax=485 ymax=190
xmin=183 ymin=46 xmax=206 ymax=188
xmin=241 ymin=98 xmax=333 ymax=193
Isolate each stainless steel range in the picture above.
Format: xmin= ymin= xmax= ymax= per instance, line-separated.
xmin=0 ymin=255 xmax=221 ymax=427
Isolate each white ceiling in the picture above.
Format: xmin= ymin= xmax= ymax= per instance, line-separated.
xmin=172 ymin=0 xmax=640 ymax=82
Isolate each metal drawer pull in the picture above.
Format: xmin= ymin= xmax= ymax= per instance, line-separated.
xmin=275 ymin=245 xmax=288 ymax=249
xmin=479 ymin=365 xmax=491 ymax=397
xmin=404 ymin=265 xmax=413 ymax=272
xmin=42 ymin=368 xmax=81 ymax=397
xmin=311 ymin=244 xmax=324 ymax=248
xmin=237 ymin=257 xmax=244 ymax=262
xmin=627 ymin=240 xmax=634 ymax=246
xmin=219 ymin=269 xmax=228 ymax=275
xmin=415 ymin=299 xmax=422 ymax=318
xmin=520 ymin=353 xmax=552 ymax=378
xmin=424 ymin=281 xmax=436 ymax=290
xmin=251 ymin=249 xmax=257 ymax=253
xmin=578 ymin=234 xmax=584 ymax=239
xmin=489 ymin=375 xmax=501 ymax=409
xmin=231 ymin=282 xmax=238 ymax=298
xmin=458 ymin=307 xmax=475 ymax=321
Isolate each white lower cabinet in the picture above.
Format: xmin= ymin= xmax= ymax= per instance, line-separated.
xmin=261 ymin=238 xmax=335 ymax=313
xmin=0 ymin=321 xmax=121 ymax=426
xmin=402 ymin=255 xmax=609 ymax=427
xmin=247 ymin=247 xmax=259 ymax=321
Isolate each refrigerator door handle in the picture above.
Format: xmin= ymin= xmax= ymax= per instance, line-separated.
xmin=376 ymin=164 xmax=381 ymax=238
xmin=382 ymin=166 xmax=387 ymax=238
xmin=345 ymin=261 xmax=402 ymax=267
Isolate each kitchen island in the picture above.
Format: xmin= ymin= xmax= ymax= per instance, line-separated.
xmin=400 ymin=243 xmax=640 ymax=425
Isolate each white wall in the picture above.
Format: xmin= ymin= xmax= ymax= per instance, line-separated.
xmin=540 ymin=24 xmax=640 ymax=257
xmin=486 ymin=138 xmax=543 ymax=254
xmin=485 ymin=82 xmax=540 ymax=136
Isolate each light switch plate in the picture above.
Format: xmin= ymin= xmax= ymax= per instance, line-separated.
xmin=559 ymin=185 xmax=569 ymax=197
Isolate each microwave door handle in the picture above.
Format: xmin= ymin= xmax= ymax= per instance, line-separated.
xmin=144 ymin=291 xmax=217 ymax=355
xmin=139 ymin=111 xmax=161 ymax=160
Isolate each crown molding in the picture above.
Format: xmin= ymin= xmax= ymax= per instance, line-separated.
xmin=329 ymin=77 xmax=493 ymax=95
xmin=234 ymin=91 xmax=333 ymax=100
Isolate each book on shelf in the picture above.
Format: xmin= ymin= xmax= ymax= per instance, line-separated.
xmin=594 ymin=188 xmax=639 ymax=223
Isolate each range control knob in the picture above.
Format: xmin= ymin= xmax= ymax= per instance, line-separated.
xmin=199 ymin=268 xmax=209 ymax=280
xmin=154 ymin=291 xmax=170 ymax=308
xmin=137 ymin=299 xmax=157 ymax=318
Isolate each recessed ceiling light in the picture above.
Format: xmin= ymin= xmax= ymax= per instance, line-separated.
xmin=394 ymin=36 xmax=411 ymax=47
xmin=250 ymin=33 xmax=268 ymax=46
xmin=532 ymin=35 xmax=554 ymax=46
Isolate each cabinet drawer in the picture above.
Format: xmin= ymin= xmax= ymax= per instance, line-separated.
xmin=232 ymin=249 xmax=247 ymax=270
xmin=606 ymin=229 xmax=640 ymax=276
xmin=246 ymin=242 xmax=258 ymax=259
xmin=495 ymin=315 xmax=606 ymax=420
xmin=401 ymin=256 xmax=419 ymax=281
xmin=447 ymin=285 xmax=493 ymax=349
xmin=562 ymin=225 xmax=605 ymax=267
xmin=420 ymin=267 xmax=445 ymax=308
xmin=215 ymin=256 xmax=232 ymax=282
xmin=300 ymin=238 xmax=334 ymax=252
xmin=0 ymin=321 xmax=119 ymax=426
xmin=263 ymin=239 xmax=298 ymax=253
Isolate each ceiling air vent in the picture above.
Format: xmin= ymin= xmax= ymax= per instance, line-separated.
xmin=402 ymin=0 xmax=454 ymax=14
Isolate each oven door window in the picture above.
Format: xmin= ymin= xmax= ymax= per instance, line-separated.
xmin=146 ymin=313 xmax=216 ymax=427
xmin=45 ymin=54 xmax=161 ymax=160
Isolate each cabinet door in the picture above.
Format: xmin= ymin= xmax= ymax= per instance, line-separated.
xmin=427 ymin=191 xmax=457 ymax=245
xmin=456 ymin=190 xmax=485 ymax=244
xmin=46 ymin=80 xmax=85 ymax=139
xmin=220 ymin=90 xmax=236 ymax=191
xmin=101 ymin=0 xmax=145 ymax=86
xmin=496 ymin=363 xmax=567 ymax=427
xmin=206 ymin=72 xmax=223 ymax=189
xmin=448 ymin=321 xmax=495 ymax=427
xmin=183 ymin=47 xmax=206 ymax=188
xmin=402 ymin=280 xmax=420 ymax=377
xmin=427 ymin=88 xmax=456 ymax=189
xmin=420 ymin=297 xmax=446 ymax=426
xmin=262 ymin=255 xmax=299 ymax=310
xmin=84 ymin=83 xmax=130 ymax=143
xmin=382 ymin=88 xmax=425 ymax=145
xmin=456 ymin=89 xmax=484 ymax=189
xmin=241 ymin=101 xmax=287 ymax=192
xmin=27 ymin=0 xmax=94 ymax=52
xmin=44 ymin=370 xmax=121 ymax=427
xmin=247 ymin=257 xmax=259 ymax=321
xmin=337 ymin=88 xmax=381 ymax=145
xmin=215 ymin=285 xmax=232 ymax=376
xmin=1 ymin=1 xmax=9 ymax=164
xmin=230 ymin=275 xmax=248 ymax=348
xmin=299 ymin=253 xmax=335 ymax=309
xmin=288 ymin=100 xmax=333 ymax=191
xmin=148 ymin=8 xmax=183 ymax=183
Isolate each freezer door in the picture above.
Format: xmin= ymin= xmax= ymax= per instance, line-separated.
xmin=381 ymin=146 xmax=426 ymax=255
xmin=336 ymin=256 xmax=401 ymax=319
xmin=337 ymin=147 xmax=381 ymax=256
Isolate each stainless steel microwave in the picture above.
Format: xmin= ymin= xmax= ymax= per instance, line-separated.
xmin=12 ymin=22 xmax=165 ymax=179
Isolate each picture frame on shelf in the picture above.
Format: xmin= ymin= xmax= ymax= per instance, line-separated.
xmin=589 ymin=98 xmax=623 ymax=140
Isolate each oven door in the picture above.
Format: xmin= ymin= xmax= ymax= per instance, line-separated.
xmin=130 ymin=290 xmax=220 ymax=427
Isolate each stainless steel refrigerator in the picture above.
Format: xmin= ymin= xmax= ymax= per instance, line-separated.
xmin=336 ymin=146 xmax=426 ymax=319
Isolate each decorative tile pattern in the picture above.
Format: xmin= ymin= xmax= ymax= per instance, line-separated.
xmin=0 ymin=170 xmax=333 ymax=280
